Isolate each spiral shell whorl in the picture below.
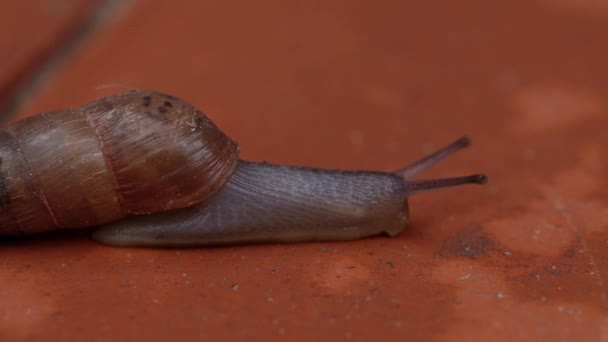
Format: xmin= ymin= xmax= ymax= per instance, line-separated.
xmin=0 ymin=90 xmax=239 ymax=234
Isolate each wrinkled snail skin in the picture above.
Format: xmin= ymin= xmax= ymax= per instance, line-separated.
xmin=91 ymin=161 xmax=410 ymax=247
xmin=0 ymin=89 xmax=487 ymax=247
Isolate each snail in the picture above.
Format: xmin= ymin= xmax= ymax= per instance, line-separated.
xmin=0 ymin=90 xmax=486 ymax=247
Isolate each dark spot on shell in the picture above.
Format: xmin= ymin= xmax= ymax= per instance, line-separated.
xmin=436 ymin=225 xmax=496 ymax=259
xmin=143 ymin=96 xmax=152 ymax=107
xmin=102 ymin=100 xmax=113 ymax=111
xmin=194 ymin=115 xmax=206 ymax=127
xmin=0 ymin=157 xmax=9 ymax=207
xmin=144 ymin=111 xmax=170 ymax=124
xmin=163 ymin=101 xmax=173 ymax=107
xmin=155 ymin=232 xmax=166 ymax=240
xmin=158 ymin=106 xmax=168 ymax=114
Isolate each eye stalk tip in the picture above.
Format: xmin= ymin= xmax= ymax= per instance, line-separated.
xmin=473 ymin=174 xmax=488 ymax=184
xmin=456 ymin=136 xmax=471 ymax=148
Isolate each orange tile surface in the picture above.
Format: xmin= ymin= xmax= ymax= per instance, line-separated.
xmin=2 ymin=0 xmax=608 ymax=340
xmin=0 ymin=0 xmax=101 ymax=111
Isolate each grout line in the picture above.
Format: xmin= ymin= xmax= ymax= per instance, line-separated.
xmin=0 ymin=0 xmax=134 ymax=123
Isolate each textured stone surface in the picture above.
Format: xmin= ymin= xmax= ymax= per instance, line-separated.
xmin=1 ymin=0 xmax=607 ymax=340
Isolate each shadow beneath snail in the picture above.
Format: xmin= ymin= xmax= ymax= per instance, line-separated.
xmin=0 ymin=229 xmax=91 ymax=248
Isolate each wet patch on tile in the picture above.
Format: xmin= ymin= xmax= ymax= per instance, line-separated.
xmin=487 ymin=212 xmax=576 ymax=256
xmin=505 ymin=237 xmax=607 ymax=305
xmin=433 ymin=216 xmax=608 ymax=306
xmin=436 ymin=225 xmax=497 ymax=259
xmin=488 ymin=143 xmax=606 ymax=254
xmin=544 ymin=144 xmax=603 ymax=200
xmin=512 ymin=83 xmax=604 ymax=134
xmin=432 ymin=232 xmax=608 ymax=340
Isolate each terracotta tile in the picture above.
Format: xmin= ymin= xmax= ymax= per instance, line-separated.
xmin=3 ymin=0 xmax=608 ymax=340
xmin=0 ymin=0 xmax=101 ymax=113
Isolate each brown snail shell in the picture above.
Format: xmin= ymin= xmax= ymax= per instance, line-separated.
xmin=0 ymin=90 xmax=238 ymax=235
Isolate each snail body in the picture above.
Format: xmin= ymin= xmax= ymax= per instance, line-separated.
xmin=92 ymin=161 xmax=410 ymax=247
xmin=0 ymin=90 xmax=486 ymax=247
